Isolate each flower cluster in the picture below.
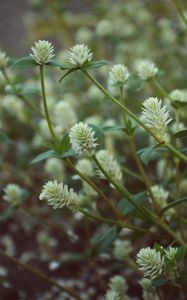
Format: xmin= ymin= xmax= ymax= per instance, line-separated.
xmin=136 ymin=59 xmax=158 ymax=80
xmin=95 ymin=150 xmax=122 ymax=182
xmin=30 ymin=40 xmax=55 ymax=65
xmin=39 ymin=180 xmax=79 ymax=210
xmin=108 ymin=64 xmax=130 ymax=87
xmin=142 ymin=97 xmax=172 ymax=143
xmin=105 ymin=290 xmax=120 ymax=300
xmin=69 ymin=122 xmax=97 ymax=156
xmin=136 ymin=247 xmax=165 ymax=279
xmin=3 ymin=184 xmax=24 ymax=206
xmin=68 ymin=44 xmax=93 ymax=66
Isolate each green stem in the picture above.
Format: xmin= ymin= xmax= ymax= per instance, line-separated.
xmin=128 ymin=135 xmax=160 ymax=216
xmin=39 ymin=65 xmax=59 ymax=145
xmin=162 ymin=197 xmax=187 ymax=213
xmin=122 ymin=166 xmax=144 ymax=182
xmin=0 ymin=250 xmax=83 ymax=300
xmin=65 ymin=158 xmax=124 ymax=221
xmin=152 ymin=77 xmax=173 ymax=101
xmin=1 ymin=69 xmax=44 ymax=118
xmin=82 ymin=70 xmax=187 ymax=165
xmin=174 ymin=0 xmax=187 ymax=26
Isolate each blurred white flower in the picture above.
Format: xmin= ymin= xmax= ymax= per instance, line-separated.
xmin=44 ymin=158 xmax=64 ymax=181
xmin=0 ymin=51 xmax=8 ymax=69
xmin=3 ymin=184 xmax=24 ymax=206
xmin=105 ymin=290 xmax=120 ymax=300
xmin=109 ymin=64 xmax=130 ymax=87
xmin=136 ymin=59 xmax=158 ymax=80
xmin=54 ymin=101 xmax=77 ymax=131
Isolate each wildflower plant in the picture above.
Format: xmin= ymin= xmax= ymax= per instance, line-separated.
xmin=1 ymin=1 xmax=187 ymax=299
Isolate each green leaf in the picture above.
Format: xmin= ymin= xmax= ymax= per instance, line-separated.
xmin=138 ymin=146 xmax=163 ymax=166
xmin=152 ymin=277 xmax=168 ymax=287
xmin=91 ymin=226 xmax=118 ymax=254
xmin=47 ymin=60 xmax=67 ymax=69
xmin=61 ymin=253 xmax=85 ymax=263
xmin=126 ymin=78 xmax=144 ymax=92
xmin=57 ymin=133 xmax=71 ymax=153
xmin=175 ymin=246 xmax=186 ymax=263
xmin=153 ymin=243 xmax=165 ymax=255
xmin=31 ymin=150 xmax=60 ymax=164
xmin=12 ymin=56 xmax=37 ymax=69
xmin=117 ymin=191 xmax=147 ymax=216
xmin=19 ymin=87 xmax=41 ymax=96
xmin=87 ymin=60 xmax=110 ymax=69
xmin=172 ymin=129 xmax=187 ymax=139
xmin=0 ymin=207 xmax=17 ymax=222
xmin=0 ymin=131 xmax=10 ymax=143
xmin=60 ymin=149 xmax=77 ymax=159
xmin=101 ymin=125 xmax=125 ymax=132
xmin=59 ymin=68 xmax=79 ymax=82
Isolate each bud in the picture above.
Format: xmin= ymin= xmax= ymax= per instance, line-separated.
xmin=30 ymin=40 xmax=55 ymax=65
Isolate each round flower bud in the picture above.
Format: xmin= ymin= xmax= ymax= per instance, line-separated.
xmin=108 ymin=64 xmax=130 ymax=87
xmin=68 ymin=44 xmax=93 ymax=66
xmin=113 ymin=239 xmax=132 ymax=260
xmin=44 ymin=158 xmax=64 ymax=181
xmin=3 ymin=184 xmax=24 ymax=206
xmin=54 ymin=101 xmax=77 ymax=131
xmin=136 ymin=247 xmax=165 ymax=279
xmin=169 ymin=89 xmax=186 ymax=103
xmin=69 ymin=122 xmax=97 ymax=156
xmin=142 ymin=97 xmax=172 ymax=143
xmin=109 ymin=275 xmax=128 ymax=296
xmin=76 ymin=158 xmax=94 ymax=177
xmin=0 ymin=51 xmax=8 ymax=69
xmin=95 ymin=150 xmax=122 ymax=182
xmin=30 ymin=40 xmax=55 ymax=65
xmin=39 ymin=180 xmax=79 ymax=210
xmin=136 ymin=59 xmax=158 ymax=80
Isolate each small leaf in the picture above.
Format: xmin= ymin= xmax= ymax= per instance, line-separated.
xmin=0 ymin=131 xmax=11 ymax=143
xmin=172 ymin=129 xmax=187 ymax=139
xmin=87 ymin=60 xmax=110 ymax=69
xmin=175 ymin=246 xmax=186 ymax=263
xmin=0 ymin=207 xmax=17 ymax=222
xmin=47 ymin=60 xmax=67 ymax=69
xmin=138 ymin=146 xmax=163 ymax=166
xmin=126 ymin=78 xmax=145 ymax=92
xmin=61 ymin=253 xmax=85 ymax=263
xmin=91 ymin=226 xmax=118 ymax=254
xmin=12 ymin=57 xmax=37 ymax=69
xmin=59 ymin=68 xmax=79 ymax=82
xmin=31 ymin=150 xmax=60 ymax=164
xmin=58 ymin=133 xmax=71 ymax=153
xmin=153 ymin=243 xmax=165 ymax=255
xmin=117 ymin=191 xmax=147 ymax=216
xmin=60 ymin=149 xmax=77 ymax=159
xmin=152 ymin=277 xmax=168 ymax=287
xmin=101 ymin=125 xmax=125 ymax=132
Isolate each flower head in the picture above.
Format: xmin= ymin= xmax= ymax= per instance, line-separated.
xmin=30 ymin=40 xmax=55 ymax=65
xmin=109 ymin=275 xmax=128 ymax=296
xmin=142 ymin=97 xmax=172 ymax=143
xmin=169 ymin=89 xmax=187 ymax=103
xmin=150 ymin=185 xmax=169 ymax=207
xmin=3 ymin=184 xmax=24 ymax=206
xmin=105 ymin=290 xmax=120 ymax=300
xmin=39 ymin=180 xmax=79 ymax=210
xmin=76 ymin=158 xmax=94 ymax=177
xmin=164 ymin=247 xmax=178 ymax=261
xmin=109 ymin=64 xmax=130 ymax=87
xmin=68 ymin=44 xmax=93 ymax=66
xmin=54 ymin=101 xmax=77 ymax=131
xmin=0 ymin=51 xmax=8 ymax=69
xmin=136 ymin=59 xmax=158 ymax=80
xmin=113 ymin=239 xmax=132 ymax=260
xmin=136 ymin=247 xmax=165 ymax=279
xmin=44 ymin=158 xmax=64 ymax=181
xmin=69 ymin=122 xmax=97 ymax=156
xmin=95 ymin=150 xmax=122 ymax=182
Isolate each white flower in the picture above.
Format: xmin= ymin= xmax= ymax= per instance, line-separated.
xmin=39 ymin=180 xmax=79 ymax=210
xmin=105 ymin=290 xmax=120 ymax=300
xmin=2 ymin=95 xmax=27 ymax=123
xmin=68 ymin=44 xmax=93 ymax=66
xmin=109 ymin=64 xmax=130 ymax=87
xmin=150 ymin=185 xmax=169 ymax=208
xmin=44 ymin=158 xmax=64 ymax=181
xmin=96 ymin=150 xmax=122 ymax=182
xmin=69 ymin=122 xmax=97 ymax=156
xmin=169 ymin=89 xmax=187 ymax=103
xmin=30 ymin=40 xmax=55 ymax=65
xmin=136 ymin=59 xmax=158 ymax=80
xmin=113 ymin=239 xmax=132 ymax=260
xmin=76 ymin=159 xmax=94 ymax=177
xmin=0 ymin=51 xmax=8 ymax=69
xmin=136 ymin=247 xmax=165 ymax=279
xmin=54 ymin=101 xmax=77 ymax=131
xmin=165 ymin=247 xmax=178 ymax=261
xmin=3 ymin=184 xmax=24 ymax=206
xmin=109 ymin=275 xmax=128 ymax=296
xmin=142 ymin=97 xmax=172 ymax=143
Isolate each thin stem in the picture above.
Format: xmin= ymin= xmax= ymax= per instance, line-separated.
xmin=0 ymin=250 xmax=83 ymax=300
xmin=82 ymin=70 xmax=187 ymax=165
xmin=122 ymin=166 xmax=144 ymax=182
xmin=162 ymin=197 xmax=187 ymax=213
xmin=128 ymin=135 xmax=160 ymax=216
xmin=65 ymin=158 xmax=125 ymax=221
xmin=39 ymin=65 xmax=59 ymax=145
xmin=174 ymin=0 xmax=187 ymax=26
xmin=1 ymin=69 xmax=44 ymax=118
xmin=152 ymin=77 xmax=173 ymax=101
